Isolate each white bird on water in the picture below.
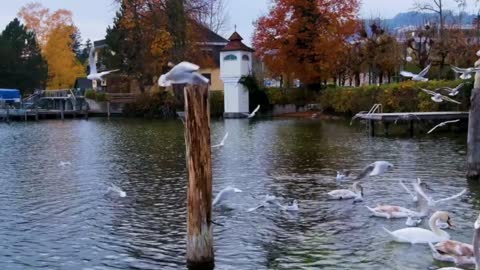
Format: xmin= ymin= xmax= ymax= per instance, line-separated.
xmin=212 ymin=132 xmax=229 ymax=148
xmin=87 ymin=47 xmax=119 ymax=81
xmin=59 ymin=161 xmax=72 ymax=167
xmin=427 ymin=119 xmax=461 ymax=134
xmin=420 ymin=88 xmax=461 ymax=105
xmin=247 ymin=194 xmax=278 ymax=212
xmin=244 ymin=105 xmax=261 ymax=119
xmin=212 ymin=186 xmax=243 ymax=206
xmin=274 ymin=199 xmax=299 ymax=212
xmin=106 ymin=184 xmax=126 ymax=198
xmin=400 ymin=64 xmax=431 ymax=81
xmin=336 ymin=169 xmax=351 ymax=181
xmin=158 ymin=61 xmax=209 ymax=87
xmin=355 ymin=161 xmax=394 ymax=180
xmin=451 ymin=65 xmax=480 ymax=80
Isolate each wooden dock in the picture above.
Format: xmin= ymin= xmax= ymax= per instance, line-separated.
xmin=354 ymin=111 xmax=469 ymax=136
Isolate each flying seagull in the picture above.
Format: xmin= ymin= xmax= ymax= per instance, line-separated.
xmin=400 ymin=64 xmax=431 ymax=81
xmin=212 ymin=132 xmax=229 ymax=148
xmin=158 ymin=61 xmax=209 ymax=87
xmin=87 ymin=47 xmax=119 ymax=81
xmin=451 ymin=65 xmax=480 ymax=80
xmin=414 ymin=183 xmax=466 ymax=207
xmin=355 ymin=161 xmax=394 ymax=180
xmin=243 ymin=105 xmax=260 ymax=119
xmin=427 ymin=119 xmax=461 ymax=134
xmin=212 ymin=186 xmax=243 ymax=206
xmin=437 ymin=83 xmax=464 ymax=97
xmin=420 ymin=88 xmax=461 ymax=104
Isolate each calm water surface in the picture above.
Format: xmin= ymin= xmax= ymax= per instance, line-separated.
xmin=0 ymin=118 xmax=478 ymax=270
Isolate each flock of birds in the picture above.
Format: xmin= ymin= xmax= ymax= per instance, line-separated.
xmin=83 ymin=49 xmax=480 ymax=268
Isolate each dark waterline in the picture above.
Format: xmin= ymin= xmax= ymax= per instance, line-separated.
xmin=0 ymin=118 xmax=478 ymax=270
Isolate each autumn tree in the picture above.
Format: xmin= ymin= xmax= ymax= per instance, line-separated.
xmin=253 ymin=0 xmax=359 ymax=88
xmin=43 ymin=25 xmax=85 ymax=89
xmin=0 ymin=18 xmax=47 ymax=94
xmin=18 ymin=2 xmax=85 ymax=89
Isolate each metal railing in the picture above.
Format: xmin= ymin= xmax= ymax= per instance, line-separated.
xmin=366 ymin=103 xmax=383 ymax=135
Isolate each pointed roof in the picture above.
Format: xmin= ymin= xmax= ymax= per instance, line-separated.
xmin=221 ymin=31 xmax=254 ymax=52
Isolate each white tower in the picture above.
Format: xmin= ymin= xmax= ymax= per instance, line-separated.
xmin=220 ymin=32 xmax=254 ymax=118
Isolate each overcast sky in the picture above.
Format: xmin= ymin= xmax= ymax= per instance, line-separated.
xmin=0 ymin=0 xmax=478 ymax=46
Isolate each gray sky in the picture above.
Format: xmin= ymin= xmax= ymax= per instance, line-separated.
xmin=0 ymin=0 xmax=478 ymax=46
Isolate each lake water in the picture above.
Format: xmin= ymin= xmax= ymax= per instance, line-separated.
xmin=0 ymin=118 xmax=478 ymax=270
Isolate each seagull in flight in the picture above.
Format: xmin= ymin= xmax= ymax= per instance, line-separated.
xmin=420 ymin=88 xmax=461 ymax=104
xmin=212 ymin=132 xmax=229 ymax=148
xmin=414 ymin=183 xmax=466 ymax=207
xmin=243 ymin=105 xmax=260 ymax=119
xmin=437 ymin=83 xmax=464 ymax=97
xmin=213 ymin=186 xmax=243 ymax=206
xmin=158 ymin=61 xmax=209 ymax=87
xmin=427 ymin=119 xmax=461 ymax=134
xmin=355 ymin=161 xmax=394 ymax=180
xmin=400 ymin=64 xmax=431 ymax=81
xmin=87 ymin=47 xmax=119 ymax=81
xmin=451 ymin=65 xmax=480 ymax=80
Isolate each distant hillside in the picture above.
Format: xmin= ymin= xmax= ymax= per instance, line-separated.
xmin=367 ymin=11 xmax=477 ymax=32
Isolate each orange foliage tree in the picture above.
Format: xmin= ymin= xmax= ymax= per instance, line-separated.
xmin=253 ymin=0 xmax=359 ymax=87
xmin=18 ymin=2 xmax=84 ymax=89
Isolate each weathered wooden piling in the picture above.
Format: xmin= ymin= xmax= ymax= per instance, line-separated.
xmin=183 ymin=84 xmax=214 ymax=269
xmin=467 ymin=56 xmax=480 ymax=180
xmin=467 ymin=88 xmax=480 ymax=179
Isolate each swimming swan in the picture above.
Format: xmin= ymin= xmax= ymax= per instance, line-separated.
xmin=383 ymin=211 xmax=452 ymax=244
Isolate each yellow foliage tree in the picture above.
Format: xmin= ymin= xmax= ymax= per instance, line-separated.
xmin=43 ymin=25 xmax=85 ymax=89
xmin=18 ymin=2 xmax=84 ymax=89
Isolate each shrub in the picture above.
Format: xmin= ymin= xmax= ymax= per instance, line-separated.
xmin=210 ymin=90 xmax=224 ymax=118
xmin=123 ymin=90 xmax=176 ymax=119
xmin=85 ymin=89 xmax=96 ymax=100
xmin=320 ymin=80 xmax=471 ymax=115
xmin=95 ymin=92 xmax=107 ymax=102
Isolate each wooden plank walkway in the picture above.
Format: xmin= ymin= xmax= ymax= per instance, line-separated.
xmin=355 ymin=111 xmax=469 ymax=122
xmin=354 ymin=111 xmax=469 ymax=136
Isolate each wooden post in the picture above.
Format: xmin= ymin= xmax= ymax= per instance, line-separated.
xmin=184 ymin=84 xmax=214 ymax=270
xmin=107 ymin=101 xmax=111 ymax=119
xmin=369 ymin=120 xmax=375 ymax=137
xmin=409 ymin=120 xmax=414 ymax=137
xmin=61 ymin=100 xmax=65 ymax=120
xmin=467 ymin=87 xmax=480 ymax=179
xmin=384 ymin=122 xmax=390 ymax=136
xmin=35 ymin=108 xmax=39 ymax=121
xmin=467 ymin=55 xmax=480 ymax=179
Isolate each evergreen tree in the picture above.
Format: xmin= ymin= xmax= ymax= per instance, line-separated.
xmin=0 ymin=18 xmax=47 ymax=95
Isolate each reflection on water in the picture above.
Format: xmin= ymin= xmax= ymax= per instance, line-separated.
xmin=0 ymin=118 xmax=477 ymax=269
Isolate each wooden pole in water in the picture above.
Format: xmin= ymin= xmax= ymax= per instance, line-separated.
xmin=184 ymin=84 xmax=214 ymax=269
xmin=467 ymin=59 xmax=480 ymax=179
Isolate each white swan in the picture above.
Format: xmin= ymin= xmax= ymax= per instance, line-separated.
xmin=383 ymin=211 xmax=452 ymax=244
xmin=327 ymin=182 xmax=363 ymax=201
xmin=212 ymin=186 xmax=243 ymax=206
xmin=430 ymin=212 xmax=480 ymax=268
xmin=366 ymin=203 xmax=427 ymax=219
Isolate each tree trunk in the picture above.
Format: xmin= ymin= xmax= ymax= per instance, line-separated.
xmin=467 ymin=87 xmax=480 ymax=180
xmin=184 ymin=85 xmax=214 ymax=269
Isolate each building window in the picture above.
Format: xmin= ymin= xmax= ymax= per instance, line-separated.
xmin=242 ymin=55 xmax=250 ymax=61
xmin=224 ymin=54 xmax=237 ymax=61
xmin=202 ymin=73 xmax=211 ymax=85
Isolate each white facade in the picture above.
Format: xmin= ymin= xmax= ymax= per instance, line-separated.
xmin=220 ymin=50 xmax=253 ymax=118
